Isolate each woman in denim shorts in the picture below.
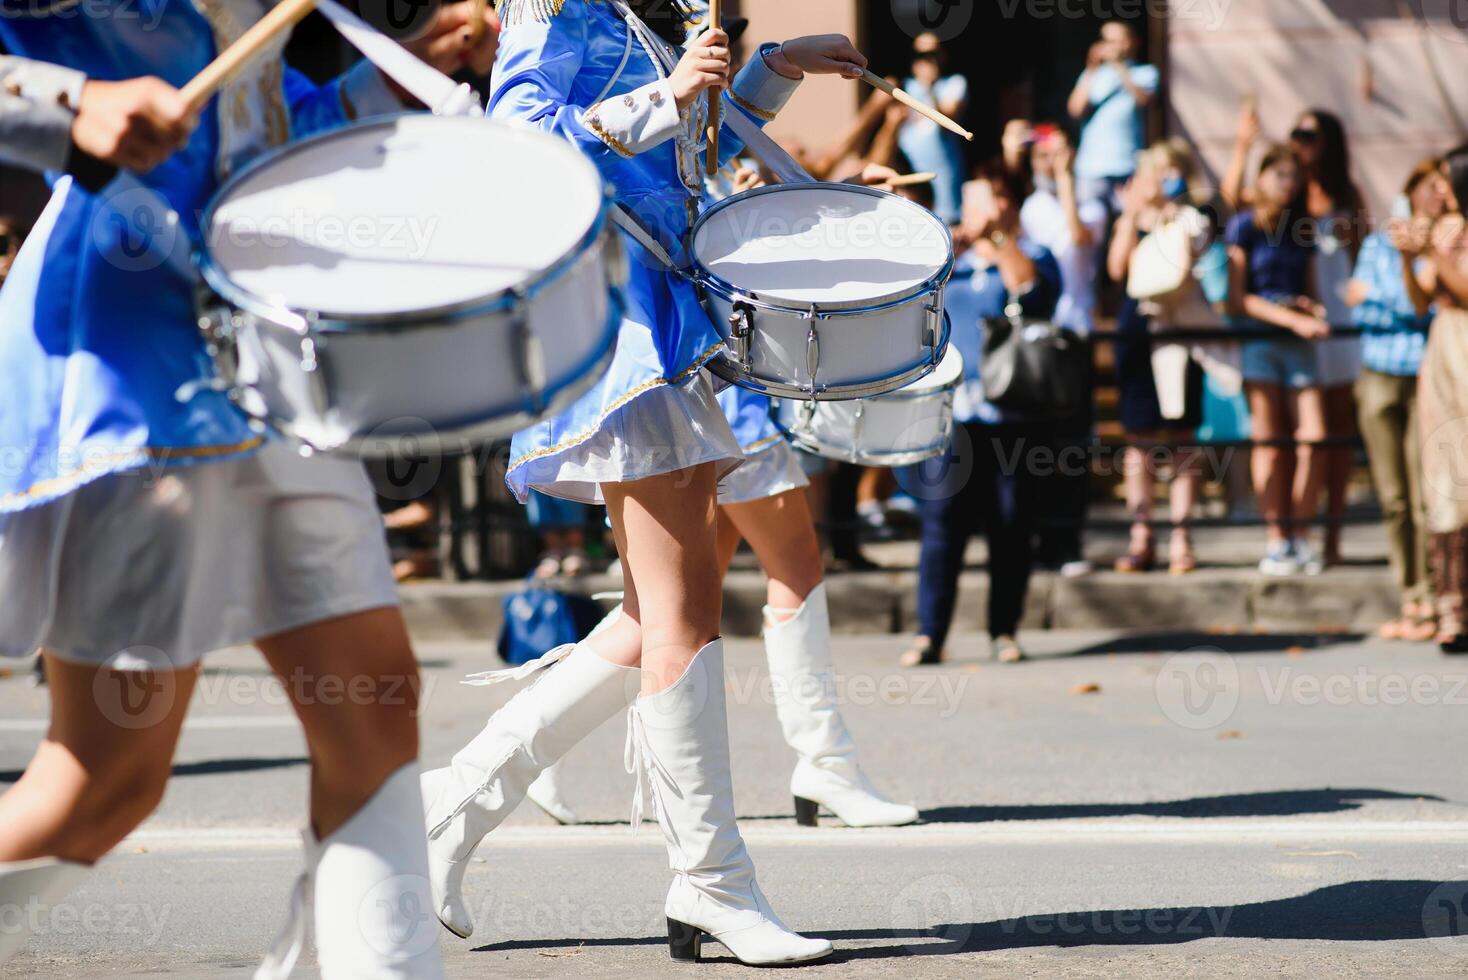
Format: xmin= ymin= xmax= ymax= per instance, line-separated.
xmin=1225 ymin=146 xmax=1331 ymax=576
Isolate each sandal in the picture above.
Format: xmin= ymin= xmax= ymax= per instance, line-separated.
xmin=899 ymin=636 xmax=943 ymax=667
xmin=1168 ymin=529 xmax=1197 ymax=576
xmin=1114 ymin=543 xmax=1155 ymax=574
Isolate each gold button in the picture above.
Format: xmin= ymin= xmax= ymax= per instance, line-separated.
xmin=3 ymin=81 xmax=21 ymax=98
xmin=57 ymin=89 xmax=72 ymax=109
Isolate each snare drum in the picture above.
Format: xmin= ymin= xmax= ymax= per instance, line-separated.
xmin=774 ymin=345 xmax=964 ymax=467
xmin=691 ymin=183 xmax=953 ymax=400
xmin=198 ymin=114 xmax=622 ymax=456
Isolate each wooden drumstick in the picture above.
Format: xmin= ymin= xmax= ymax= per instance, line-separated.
xmin=886 ymin=171 xmax=937 ymax=187
xmin=180 ymin=0 xmax=320 ymax=113
xmin=861 ymin=69 xmax=973 ymax=142
xmin=705 ymin=0 xmax=722 ymax=176
xmin=469 ymin=0 xmax=489 ymax=44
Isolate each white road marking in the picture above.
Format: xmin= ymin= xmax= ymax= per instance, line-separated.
xmin=121 ymin=819 xmax=1468 ymax=852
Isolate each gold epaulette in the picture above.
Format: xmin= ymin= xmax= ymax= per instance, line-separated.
xmin=494 ymin=0 xmax=568 ymax=25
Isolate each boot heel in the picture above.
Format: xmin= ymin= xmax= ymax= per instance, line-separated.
xmin=667 ymin=917 xmax=703 ymax=961
xmin=794 ymin=796 xmax=820 ymax=827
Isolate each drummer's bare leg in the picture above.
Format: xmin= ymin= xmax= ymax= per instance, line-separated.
xmin=603 ymin=465 xmax=722 ymax=689
xmin=721 ymin=488 xmax=919 ymax=828
xmin=254 ymin=607 xmax=443 ymax=975
xmin=0 ymin=653 xmax=194 ymax=966
xmin=609 ymin=465 xmax=830 ymax=963
xmin=0 ymin=652 xmax=196 ymax=864
xmin=255 ymin=608 xmax=422 ymax=838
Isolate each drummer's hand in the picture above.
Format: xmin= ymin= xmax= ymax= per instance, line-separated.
xmin=853 ymin=162 xmax=901 ymax=192
xmin=773 ymin=35 xmax=868 ymax=80
xmin=671 ymin=28 xmax=730 ymax=111
xmin=71 ymin=77 xmax=196 ymax=173
xmin=731 ymin=166 xmax=766 ymax=194
xmin=402 ymin=1 xmax=500 ymax=78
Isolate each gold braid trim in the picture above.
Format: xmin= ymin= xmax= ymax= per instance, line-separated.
xmin=740 ymin=433 xmax=785 ymax=455
xmin=494 ymin=0 xmax=567 ymax=25
xmin=1 ymin=436 xmax=267 ymax=509
xmin=508 ymin=340 xmax=726 ymax=472
xmin=727 ymin=90 xmax=776 ymax=123
xmin=582 ymin=107 xmax=634 ymax=158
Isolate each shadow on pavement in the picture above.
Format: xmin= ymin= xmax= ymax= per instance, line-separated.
xmin=0 ymin=756 xmax=308 ymax=784
xmin=1064 ymin=632 xmax=1366 ymax=657
xmin=819 ymin=879 xmax=1463 ymax=960
xmin=919 ymin=787 xmax=1445 ymax=823
xmin=470 ymin=880 xmax=1465 ymax=961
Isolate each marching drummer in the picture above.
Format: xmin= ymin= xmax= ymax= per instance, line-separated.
xmin=0 ymin=9 xmax=494 ymax=976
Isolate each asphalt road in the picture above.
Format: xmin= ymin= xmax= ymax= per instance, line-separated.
xmin=5 ymin=630 xmax=1468 ymax=978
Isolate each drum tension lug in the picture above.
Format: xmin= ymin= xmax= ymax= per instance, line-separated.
xmin=728 ymin=301 xmax=755 ymax=374
xmin=512 ymin=286 xmax=549 ymax=415
xmin=803 ymin=305 xmax=822 ymax=397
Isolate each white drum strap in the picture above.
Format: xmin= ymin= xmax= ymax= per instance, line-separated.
xmin=316 ymin=0 xmax=482 ymax=116
xmin=610 ymin=206 xmax=681 ymax=272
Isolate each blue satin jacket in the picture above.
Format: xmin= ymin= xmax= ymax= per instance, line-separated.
xmin=496 ymin=0 xmax=801 ymax=498
xmin=0 ymin=3 xmax=399 ymax=512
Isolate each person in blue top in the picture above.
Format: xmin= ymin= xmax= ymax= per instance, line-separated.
xmin=1347 ymin=156 xmax=1450 ymax=642
xmin=898 ymin=161 xmax=1061 ymax=669
xmin=1068 ymin=20 xmax=1157 ymax=211
xmin=896 ymin=32 xmax=967 ymax=224
xmin=0 ymin=6 xmax=497 ymax=976
xmin=1225 ymin=144 xmax=1331 ymax=578
xmin=418 ymin=0 xmax=867 ymax=966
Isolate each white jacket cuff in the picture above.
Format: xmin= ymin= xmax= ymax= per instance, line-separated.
xmin=582 ymin=79 xmax=680 ymax=158
xmin=728 ymin=45 xmax=801 ymax=123
xmin=0 ymin=56 xmax=87 ymax=173
xmin=339 ymin=59 xmax=405 ymax=121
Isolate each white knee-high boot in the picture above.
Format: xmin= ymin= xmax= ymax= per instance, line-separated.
xmin=628 ymin=640 xmax=832 ymax=965
xmin=421 ymin=642 xmax=638 ymax=938
xmin=255 ymin=762 xmax=445 ymax=980
xmin=764 ymin=584 xmax=919 ymax=828
xmin=0 ymin=858 xmax=90 ymax=966
xmin=524 ymin=762 xmax=578 ymax=825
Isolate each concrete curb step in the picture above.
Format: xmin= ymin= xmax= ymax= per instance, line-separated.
xmin=399 ymin=566 xmax=1398 ymax=642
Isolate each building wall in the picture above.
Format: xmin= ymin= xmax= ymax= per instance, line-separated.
xmin=1166 ymin=0 xmax=1468 ymax=220
xmin=736 ymin=0 xmax=864 ymax=150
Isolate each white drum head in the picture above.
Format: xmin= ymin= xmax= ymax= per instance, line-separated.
xmin=898 ymin=344 xmax=963 ymax=394
xmin=693 ymin=184 xmax=950 ymax=307
xmin=204 ymin=115 xmax=604 ymax=318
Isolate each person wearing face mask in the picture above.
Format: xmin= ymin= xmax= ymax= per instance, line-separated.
xmin=1009 ymin=120 xmax=1108 ymax=577
xmin=897 ymin=32 xmax=967 ymax=224
xmin=1109 ymin=140 xmax=1218 ymax=575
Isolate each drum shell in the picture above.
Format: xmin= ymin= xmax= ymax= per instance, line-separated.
xmin=215 ymin=228 xmax=618 ymax=457
xmin=699 ymin=283 xmax=948 ymax=401
xmin=774 ymin=375 xmax=958 ymax=467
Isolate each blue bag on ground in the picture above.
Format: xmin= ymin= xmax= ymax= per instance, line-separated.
xmin=498 ymin=581 xmax=606 ymax=666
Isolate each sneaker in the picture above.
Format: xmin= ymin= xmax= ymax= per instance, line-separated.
xmin=1059 ymin=559 xmax=1094 ymax=578
xmin=1292 ymin=538 xmax=1324 ymax=576
xmin=1259 ymin=541 xmax=1299 ymax=577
